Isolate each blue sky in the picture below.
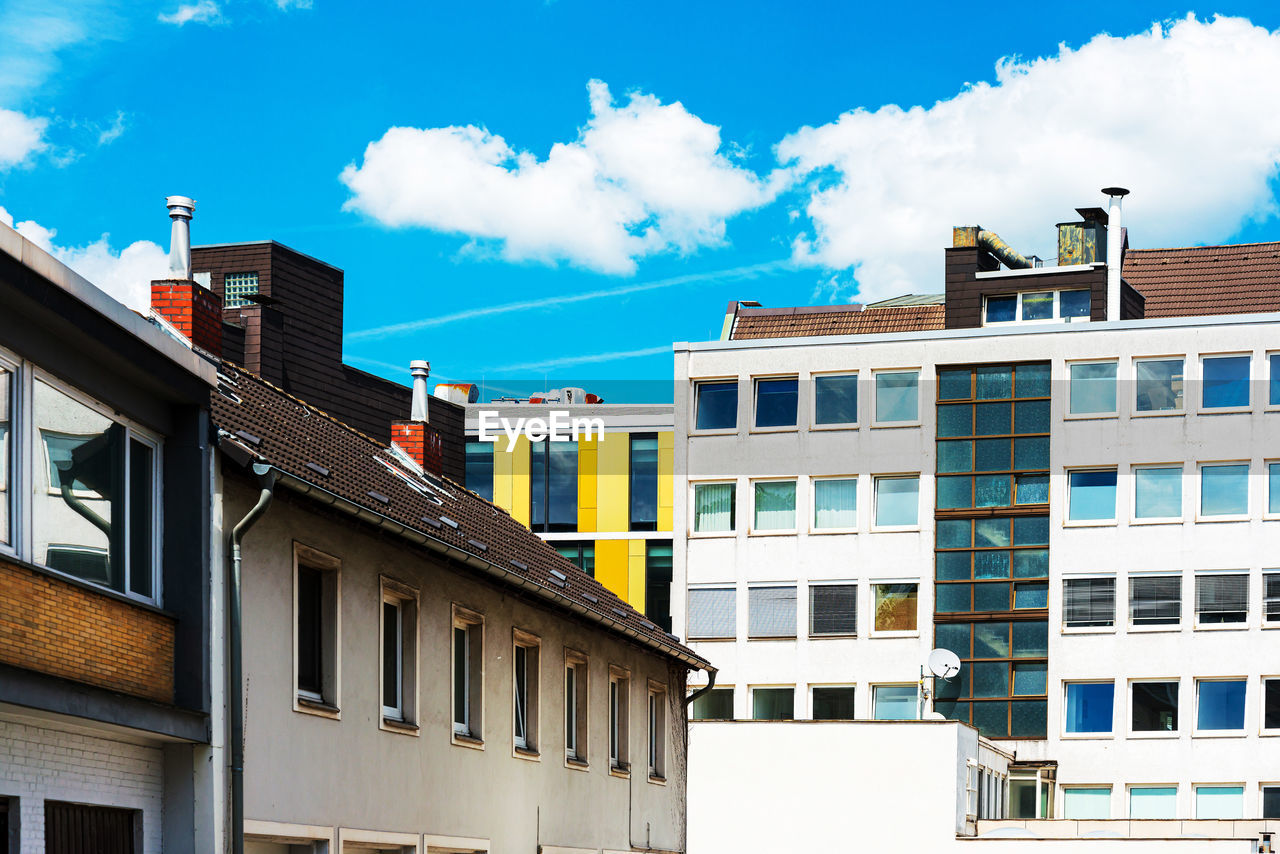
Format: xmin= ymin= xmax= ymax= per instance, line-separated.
xmin=3 ymin=1 xmax=1280 ymax=401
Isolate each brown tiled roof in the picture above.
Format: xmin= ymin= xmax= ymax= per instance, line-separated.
xmin=210 ymin=361 xmax=708 ymax=670
xmin=1123 ymin=242 xmax=1280 ymax=317
xmin=730 ymin=303 xmax=945 ymax=339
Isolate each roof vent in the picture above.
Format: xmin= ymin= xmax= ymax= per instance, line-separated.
xmin=166 ymin=196 xmax=195 ymax=280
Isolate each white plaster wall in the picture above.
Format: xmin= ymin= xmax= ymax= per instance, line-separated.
xmin=674 ymin=313 xmax=1280 ymax=817
xmin=0 ymin=718 xmax=164 ymax=853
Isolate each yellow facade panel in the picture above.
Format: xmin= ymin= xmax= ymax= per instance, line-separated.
xmin=594 ymin=539 xmax=629 ymax=601
xmin=510 ymin=436 xmax=531 ymax=528
xmin=657 ymin=432 xmax=674 ymax=533
xmin=492 ymin=442 xmax=513 ymax=514
xmin=596 ymin=433 xmax=630 ymax=533
xmin=627 ymin=539 xmax=646 ymax=613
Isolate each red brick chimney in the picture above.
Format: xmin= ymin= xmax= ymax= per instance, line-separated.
xmin=391 ymin=360 xmax=444 ymax=475
xmin=152 ymin=279 xmax=223 ymax=356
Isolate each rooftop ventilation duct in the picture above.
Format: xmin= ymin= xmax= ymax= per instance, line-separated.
xmin=166 ymin=195 xmax=195 ymax=280
xmin=952 ymin=226 xmax=1031 ymax=269
xmin=1103 ymin=187 xmax=1129 ymax=321
xmin=409 ymin=360 xmax=430 ymax=422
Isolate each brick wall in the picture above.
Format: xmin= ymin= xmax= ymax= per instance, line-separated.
xmin=150 ymin=279 xmax=223 ymax=356
xmin=0 ymin=559 xmax=175 ymax=703
xmin=0 ymin=718 xmax=164 ymax=853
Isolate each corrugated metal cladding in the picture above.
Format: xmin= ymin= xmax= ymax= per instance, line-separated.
xmin=44 ymin=802 xmax=137 ymax=854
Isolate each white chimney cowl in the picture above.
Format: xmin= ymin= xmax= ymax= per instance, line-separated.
xmin=1102 ymin=187 xmax=1129 ymax=321
xmin=410 ymin=361 xmax=431 ymax=423
xmin=166 ymin=195 xmax=196 ymax=280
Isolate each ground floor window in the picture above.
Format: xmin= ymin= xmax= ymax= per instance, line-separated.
xmin=1130 ymin=786 xmax=1176 ymax=819
xmin=45 ymin=801 xmax=137 ymax=854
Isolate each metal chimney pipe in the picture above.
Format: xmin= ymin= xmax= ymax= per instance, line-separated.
xmin=1102 ymin=187 xmax=1129 ymax=321
xmin=409 ymin=360 xmax=431 ymax=422
xmin=166 ymin=195 xmax=196 ymax=280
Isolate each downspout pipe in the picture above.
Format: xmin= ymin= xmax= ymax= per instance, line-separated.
xmin=683 ymin=669 xmax=718 ymax=708
xmin=229 ymin=462 xmax=276 ymax=854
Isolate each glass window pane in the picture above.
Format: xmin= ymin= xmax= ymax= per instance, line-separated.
xmin=453 ymin=626 xmax=468 ymax=726
xmin=975 ymin=438 xmax=1010 ymax=471
xmin=1200 ymin=464 xmax=1248 ymax=516
xmin=1014 ymin=399 xmax=1051 ymax=433
xmin=1130 ymin=575 xmax=1181 ymax=626
xmin=873 ymin=584 xmax=917 ymax=632
xmin=1069 ymin=362 xmax=1117 ymax=414
xmin=690 ymin=688 xmax=733 ymax=720
xmin=875 ymin=371 xmax=919 ymax=423
xmin=1022 ymin=291 xmax=1053 ymax=320
xmin=1132 ymin=681 xmax=1179 ymax=731
xmin=1059 ymin=290 xmax=1090 ymax=318
xmin=1130 ymin=787 xmax=1177 ymax=819
xmin=809 ymin=584 xmax=857 ymax=635
xmin=974 ymin=582 xmax=1010 ymax=611
xmin=1064 ymin=577 xmax=1115 ymax=627
xmin=752 ymin=688 xmax=794 ymax=721
xmin=1069 ymin=470 xmax=1117 ymax=521
xmin=936 ymin=475 xmax=972 ymax=510
xmin=0 ymin=367 xmax=8 ymax=546
xmin=974 ymin=402 xmax=1011 ymax=435
xmin=696 ymin=381 xmax=737 ymax=430
xmin=813 ymin=478 xmax=857 ymax=529
xmin=1012 ymin=549 xmax=1049 ymax=579
xmin=935 ymin=623 xmax=970 ymax=658
xmin=1013 ymin=436 xmax=1049 ymax=470
xmin=1013 ymin=662 xmax=1047 ymax=695
xmin=974 ymin=517 xmax=1009 ymax=548
xmin=985 ymin=296 xmax=1016 ymax=323
xmin=1012 ymin=620 xmax=1048 ymax=658
xmin=749 ymin=585 xmax=797 ymax=637
xmin=974 ymin=551 xmax=1009 ymax=579
xmin=971 ymin=662 xmax=1009 ymax=697
xmin=937 ymin=440 xmax=973 ymax=473
xmin=812 ymin=687 xmax=856 ymax=720
xmin=975 ymin=365 xmax=1014 ymax=399
xmin=1015 ymin=474 xmax=1049 ymax=505
xmin=1014 ymin=582 xmax=1048 ymax=609
xmin=937 ymin=404 xmax=973 ymax=437
xmin=1064 ymin=788 xmax=1111 ymax=820
xmin=755 ymin=378 xmax=798 ymax=428
xmin=973 ymin=622 xmax=1009 ymax=658
xmin=694 ymin=483 xmax=735 ymax=532
xmin=1134 ymin=466 xmax=1182 ymax=518
xmin=813 ymin=374 xmax=857 ymax=425
xmin=1202 ymin=356 xmax=1250 ymax=409
xmin=1272 ymin=354 xmax=1280 ymax=406
xmin=1135 ymin=359 xmax=1184 ymax=412
xmin=1010 ymin=699 xmax=1047 ymax=737
xmin=936 ymin=518 xmax=971 ymax=548
xmin=1196 ymin=680 xmax=1245 ymax=731
xmin=1016 ymin=363 xmax=1051 ymax=398
xmin=974 ymin=474 xmax=1011 ymax=507
xmin=874 ymin=477 xmax=919 ymax=526
xmin=938 ymin=368 xmax=972 ymax=400
xmin=645 ymin=542 xmax=673 ymax=632
xmin=629 ymin=435 xmax=659 ymax=530
xmin=936 ymin=584 xmax=971 ymax=612
xmin=1196 ymin=786 xmax=1243 ymax=820
xmin=1266 ymin=786 xmax=1280 ymax=820
xmin=383 ymin=601 xmax=400 ymax=711
xmin=753 ymin=481 xmax=796 ymax=531
xmin=1271 ymin=463 xmax=1280 ymax=515
xmin=688 ymin=588 xmax=736 ymax=638
xmin=464 ymin=442 xmax=494 ymax=501
xmin=937 ymin=552 xmax=971 ymax=580
xmin=972 ymin=701 xmax=1009 ymax=738
xmin=128 ymin=439 xmax=154 ymax=598
xmin=1065 ymin=682 xmax=1113 ymax=733
xmin=1012 ymin=516 xmax=1049 ymax=546
xmin=873 ymin=685 xmax=917 ymax=720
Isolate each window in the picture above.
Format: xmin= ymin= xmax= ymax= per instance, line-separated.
xmin=1068 ymin=469 xmax=1117 ymax=522
xmin=1272 ymin=353 xmax=1280 ymax=406
xmin=873 ymin=583 xmax=917 ymax=632
xmin=1132 ymin=681 xmax=1178 ymax=732
xmin=33 ymin=378 xmax=160 ymax=599
xmin=294 ymin=545 xmax=340 ymax=714
xmin=512 ymin=630 xmax=540 ymax=753
xmin=1195 ymin=573 xmax=1247 ymax=625
xmin=222 ymin=271 xmax=259 ymax=308
xmin=1130 ymin=575 xmax=1181 ymax=627
xmin=1068 ymin=361 xmax=1117 ymax=415
xmin=1264 ymin=785 xmax=1280 ymax=819
xmin=748 ymin=585 xmax=797 ymax=638
xmin=609 ymin=667 xmax=630 ymax=770
xmin=565 ymin=650 xmax=588 ymax=764
xmin=1201 ymin=355 xmax=1250 ymax=409
xmin=1271 ymin=463 xmax=1280 ymax=514
xmin=933 ymin=620 xmax=1048 ymax=738
xmin=452 ymin=606 xmax=483 ymax=742
xmin=1267 ymin=572 xmax=1280 ymax=624
xmin=873 ymin=476 xmax=919 ymax=527
xmin=874 ymin=370 xmax=919 ymax=423
xmin=1267 ymin=679 xmax=1280 ymax=731
xmin=1063 ymin=787 xmax=1111 ymax=819
xmin=1065 ymin=682 xmax=1113 ymax=734
xmin=464 ymin=441 xmax=494 ymax=501
xmin=811 ymin=686 xmax=856 ymax=720
xmin=1130 ymin=787 xmax=1177 ymax=819
xmin=813 ymin=373 xmax=857 ymax=425
xmin=1200 ymin=463 xmax=1249 ymax=517
xmin=1133 ymin=466 xmax=1182 ymax=520
xmin=752 ymin=480 xmax=796 ymax=531
xmin=813 ymin=477 xmax=857 ymax=530
xmin=0 ymin=365 xmax=10 ymax=548
xmin=553 ymin=541 xmax=595 ymax=576
xmin=695 ymin=380 xmax=737 ymax=430
xmin=1063 ymin=578 xmax=1115 ymax=628
xmin=1134 ymin=358 xmax=1184 ymax=412
xmin=530 ymin=440 xmax=577 ymax=532
xmin=809 ymin=583 xmax=857 ymax=636
xmin=647 ymin=684 xmax=666 ymax=780
xmin=644 ymin=541 xmax=673 ymax=633
xmin=1196 ymin=679 xmax=1245 ymax=731
xmin=1196 ymin=786 xmax=1243 ymax=820
xmin=984 ymin=289 xmax=1090 ymax=324
xmin=751 ymin=687 xmax=794 ymax=720
xmin=693 ymin=482 xmax=735 ymax=533
xmin=873 ymin=685 xmax=917 ymax=720
xmin=688 ymin=587 xmax=735 ymax=639
xmin=380 ymin=578 xmax=418 ymax=728
xmin=690 ymin=687 xmax=734 ymax=720
xmin=754 ymin=377 xmax=798 ymax=428
xmin=628 ymin=434 xmax=659 ymax=530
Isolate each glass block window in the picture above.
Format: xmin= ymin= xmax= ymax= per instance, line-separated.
xmin=223 ymin=271 xmax=259 ymax=308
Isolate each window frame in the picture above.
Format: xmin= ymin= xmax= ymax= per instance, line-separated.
xmin=1060 ymin=785 xmax=1113 ymax=820
xmin=809 ymin=684 xmax=857 ymax=721
xmin=808 ymin=581 xmax=858 ymax=638
xmin=810 ymin=475 xmax=858 ymax=534
xmin=751 ymin=374 xmax=799 ymax=432
xmin=689 ymin=685 xmax=734 ymax=720
xmin=1132 ymin=355 xmax=1186 ymax=416
xmin=870 ymin=580 xmax=919 ymax=637
xmin=378 ymin=576 xmax=419 ymax=734
xmin=1128 ymin=572 xmax=1183 ymax=631
xmin=608 ymin=665 xmax=631 ymax=775
xmin=871 ymin=683 xmax=919 ymax=721
xmin=1267 ymin=461 xmax=1280 ymax=520
xmin=292 ymin=543 xmax=342 ymax=719
xmin=982 ymin=289 xmax=1092 ymax=326
xmin=810 ymin=371 xmax=859 ymax=430
xmin=1198 ymin=352 xmax=1252 ymax=413
xmin=1065 ymin=359 xmax=1118 ymax=419
xmin=747 ymin=583 xmax=798 ymax=639
xmin=1194 ymin=784 xmax=1245 ymax=820
xmin=871 ymin=369 xmax=921 ymax=427
xmin=451 ymin=604 xmax=485 ymax=748
xmin=1194 ymin=570 xmax=1249 ymax=629
xmin=627 ymin=432 xmax=660 ymax=532
xmin=749 ymin=685 xmax=795 ymax=721
xmin=1129 ymin=678 xmax=1181 ymax=738
xmin=871 ymin=474 xmax=920 ymax=531
xmin=1062 ymin=680 xmax=1115 ymax=739
xmin=1197 ymin=461 xmax=1251 ymax=522
xmin=749 ymin=478 xmax=797 ymax=535
xmin=1130 ymin=463 xmax=1184 ymax=524
xmin=564 ymin=648 xmax=589 ymax=768
xmin=1263 ymin=676 xmax=1280 ymax=735
xmin=528 ymin=438 xmax=578 ymax=533
xmin=1065 ymin=467 xmax=1118 ymax=526
xmin=690 ymin=479 xmax=737 ymax=537
xmin=1265 ymin=570 xmax=1280 ymax=629
xmin=647 ymin=680 xmax=667 ymax=783
xmin=1269 ymin=351 xmax=1280 ymax=411
xmin=691 ymin=378 xmax=739 ymax=434
xmin=1127 ymin=784 xmax=1178 ymax=820
xmin=511 ymin=627 xmax=541 ymax=758
xmin=686 ymin=584 xmax=737 ymax=641
xmin=1061 ymin=574 xmax=1117 ymax=633
xmin=1193 ymin=677 xmax=1247 ymax=736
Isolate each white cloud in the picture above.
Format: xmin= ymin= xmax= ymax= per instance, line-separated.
xmin=0 ymin=206 xmax=167 ymax=312
xmin=96 ymin=110 xmax=127 ymax=145
xmin=777 ymin=14 xmax=1280 ymax=302
xmin=484 ymin=345 xmax=669 ymax=374
xmin=158 ymin=1 xmax=223 ymax=26
xmin=274 ymin=0 xmax=313 ymax=9
xmin=340 ymin=80 xmax=777 ymax=274
xmin=0 ymin=107 xmax=46 ymax=167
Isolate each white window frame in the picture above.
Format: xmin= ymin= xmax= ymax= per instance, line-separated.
xmin=871 ymin=683 xmax=919 ymax=721
xmin=869 ymin=579 xmax=919 ymax=637
xmin=511 ymin=627 xmax=540 ymax=758
xmin=871 ymin=474 xmax=920 ymax=531
xmin=809 ymin=683 xmax=856 ymax=720
xmin=1262 ymin=676 xmax=1280 ymax=735
xmin=1061 ymin=679 xmax=1116 ymax=739
xmin=1268 ymin=351 xmax=1280 ymax=412
xmin=1064 ymin=359 xmax=1118 ymax=419
xmin=647 ymin=680 xmax=667 ymax=783
xmin=564 ymin=648 xmax=589 ymax=768
xmin=686 ymin=584 xmax=737 ymax=641
xmin=810 ymin=370 xmax=859 ymax=430
xmin=749 ymin=478 xmax=797 ymax=535
xmin=750 ymin=374 xmax=800 ymax=433
xmin=1266 ymin=460 xmax=1280 ymax=521
xmin=808 ymin=580 xmax=858 ymax=638
xmin=1193 ymin=570 xmax=1249 ymax=630
xmin=1194 ymin=783 xmax=1245 ymax=820
xmin=1127 ymin=572 xmax=1183 ymax=633
xmin=809 ymin=475 xmax=859 ymax=534
xmin=379 ymin=576 xmax=418 ymax=733
xmin=292 ymin=543 xmax=342 ymax=719
xmin=1130 ymin=463 xmax=1185 ymax=525
xmin=1126 ymin=784 xmax=1179 ymax=820
xmin=451 ymin=604 xmax=484 ymax=747
xmin=1061 ymin=573 xmax=1117 ymax=634
xmin=1128 ymin=677 xmax=1181 ymax=739
xmin=1132 ymin=355 xmax=1186 ymax=417
xmin=691 ymin=377 xmax=739 ymax=435
xmin=1060 ymin=785 xmax=1113 ymax=820
xmin=1197 ymin=461 xmax=1251 ymax=522
xmin=1065 ymin=466 xmax=1118 ymax=527
xmin=1198 ymin=352 xmax=1253 ymax=414
xmin=871 ymin=369 xmax=921 ymax=427
xmin=609 ymin=665 xmax=631 ymax=775
xmin=689 ymin=479 xmax=737 ymax=538
xmin=1192 ymin=677 xmax=1248 ymax=737
xmin=749 ymin=684 xmax=796 ymax=721
xmin=747 ymin=582 xmax=798 ymax=639
xmin=982 ymin=289 xmax=1091 ymax=326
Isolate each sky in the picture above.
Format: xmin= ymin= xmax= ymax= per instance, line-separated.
xmin=3 ymin=1 xmax=1280 ymax=402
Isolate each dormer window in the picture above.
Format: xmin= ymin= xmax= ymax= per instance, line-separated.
xmin=984 ymin=289 xmax=1090 ymax=325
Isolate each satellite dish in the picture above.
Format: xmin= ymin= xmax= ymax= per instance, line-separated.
xmin=927 ymin=648 xmax=962 ymax=680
